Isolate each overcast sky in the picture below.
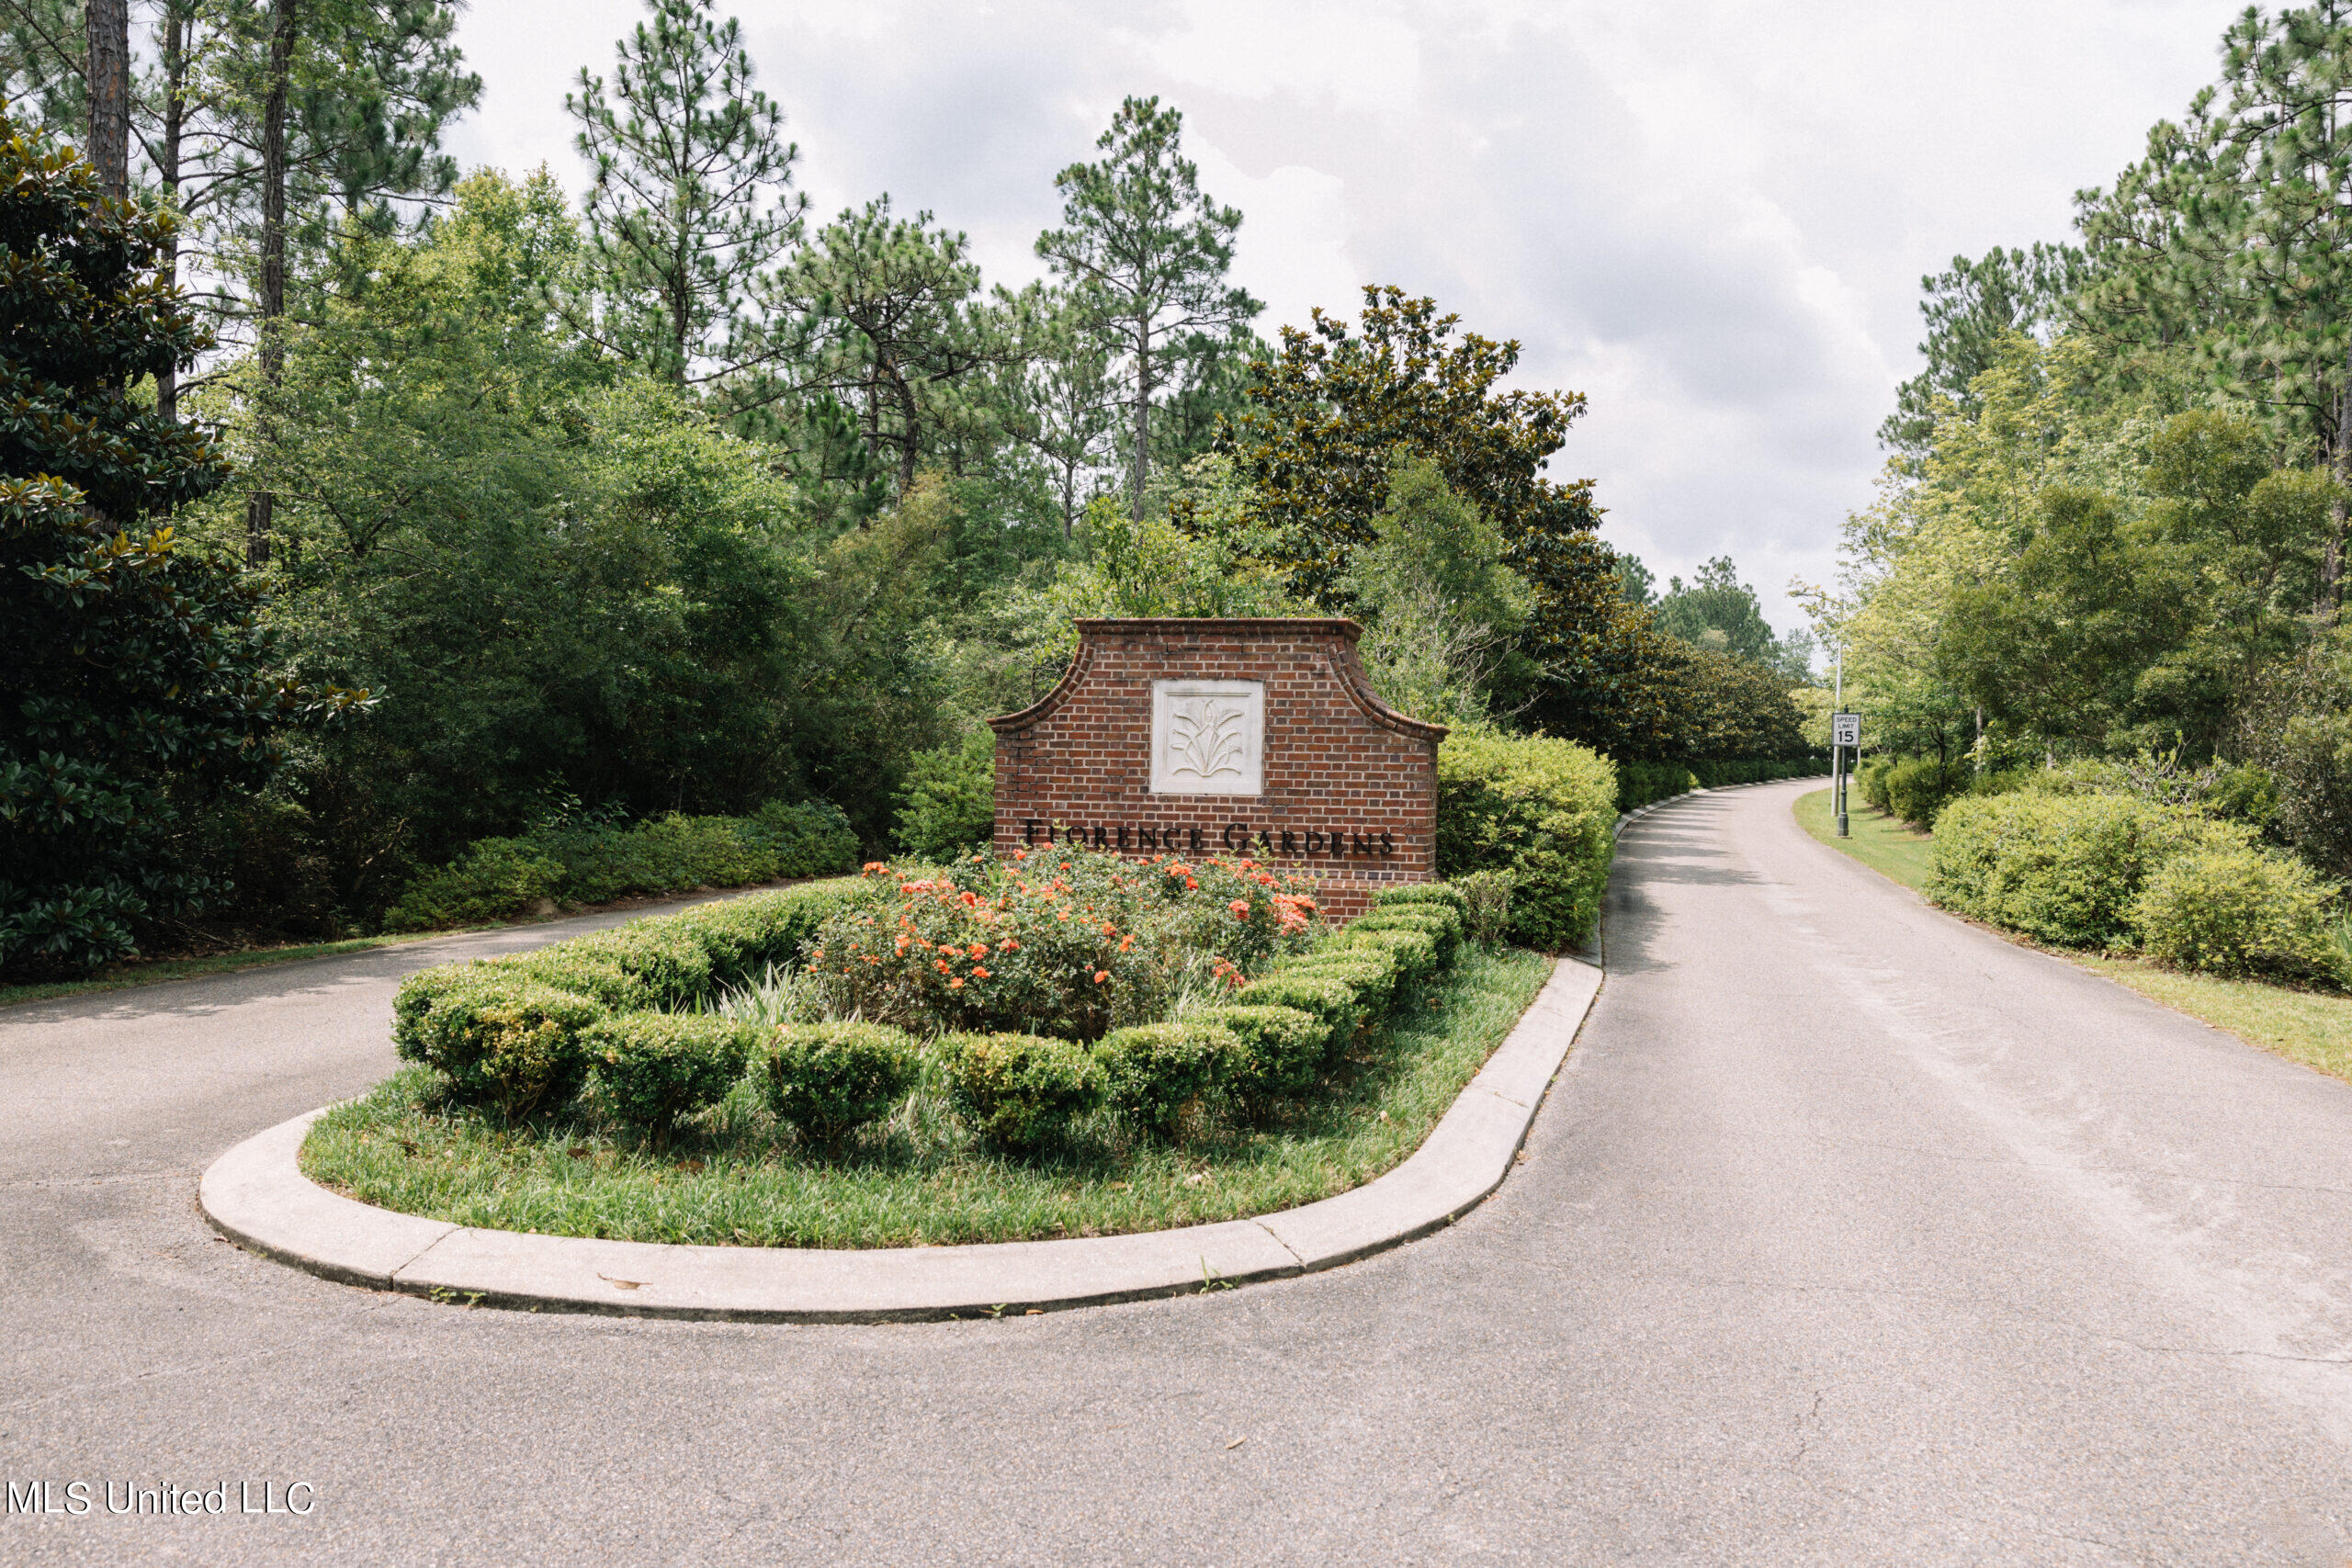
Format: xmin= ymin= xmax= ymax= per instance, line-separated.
xmin=444 ymin=0 xmax=2246 ymax=642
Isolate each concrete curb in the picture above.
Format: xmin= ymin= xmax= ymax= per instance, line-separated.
xmin=201 ymin=955 xmax=1604 ymax=1323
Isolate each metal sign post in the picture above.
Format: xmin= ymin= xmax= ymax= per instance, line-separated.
xmin=1830 ymin=711 xmax=1860 ymax=836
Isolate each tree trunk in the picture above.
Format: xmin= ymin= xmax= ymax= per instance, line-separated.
xmin=2330 ymin=345 xmax=2352 ymax=623
xmin=83 ymin=0 xmax=130 ymax=197
xmin=1126 ymin=321 xmax=1151 ymax=515
xmin=888 ymin=361 xmax=920 ymax=496
xmin=154 ymin=3 xmax=189 ymax=423
xmin=245 ymin=0 xmax=295 ymax=569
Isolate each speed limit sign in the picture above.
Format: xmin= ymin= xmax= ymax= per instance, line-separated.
xmin=1832 ymin=712 xmax=1861 ymax=747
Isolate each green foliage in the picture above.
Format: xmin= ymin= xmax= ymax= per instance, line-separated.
xmin=1035 ymin=95 xmax=1259 ymax=512
xmin=1882 ymin=757 xmax=1974 ymax=828
xmin=390 ymin=971 xmax=606 ymax=1123
xmin=1348 ymin=905 xmax=1462 ymax=969
xmin=893 ymin=730 xmax=997 ymax=861
xmin=565 ymin=0 xmax=805 ymax=384
xmin=1192 ymin=1004 xmax=1325 ymax=1107
xmin=1278 ymin=950 xmax=1400 ymax=1025
xmin=758 ymin=1021 xmax=920 ymax=1147
xmin=1879 ymin=243 xmax=2082 ymax=457
xmin=1227 ymin=972 xmax=1361 ymax=1061
xmin=1435 ymin=731 xmax=1616 ymax=949
xmin=1447 ymin=871 xmax=1517 ymax=945
xmin=1342 ymin=457 xmax=1531 ymax=726
xmin=1340 ymin=926 xmax=1439 ymax=991
xmin=2134 ymin=841 xmax=2340 ymax=982
xmin=1372 ymin=882 xmax=1469 ymax=915
xmin=382 ymin=802 xmax=856 ymax=931
xmin=804 ymin=848 xmax=1315 ymax=1042
xmin=1927 ymin=794 xmax=2213 ymax=949
xmin=1616 ymin=760 xmax=1699 ymax=813
xmin=1222 ymin=287 xmax=1663 ymax=752
xmin=582 ymin=1011 xmax=752 ymax=1146
xmin=0 ymin=119 xmax=366 ymax=976
xmin=1093 ymin=1019 xmax=1237 ymax=1139
xmin=943 ymin=1032 xmax=1102 ymax=1152
xmin=1655 ymin=556 xmax=1812 ymax=681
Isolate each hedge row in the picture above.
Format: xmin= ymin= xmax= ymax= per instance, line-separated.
xmin=1616 ymin=756 xmax=1831 ymax=815
xmin=1436 ymin=733 xmax=1615 ymax=951
xmin=383 ymin=800 xmax=859 ymax=932
xmin=390 ymin=881 xmax=1483 ymax=1155
xmin=1928 ymin=794 xmax=2340 ymax=982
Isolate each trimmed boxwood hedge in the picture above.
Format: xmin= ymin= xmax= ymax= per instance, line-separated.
xmin=389 ymin=872 xmax=1500 ymax=1156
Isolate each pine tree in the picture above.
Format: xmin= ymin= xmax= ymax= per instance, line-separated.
xmin=1035 ymin=96 xmax=1259 ymax=513
xmin=567 ymin=0 xmax=805 ymax=386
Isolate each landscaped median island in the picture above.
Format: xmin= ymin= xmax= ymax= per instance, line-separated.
xmin=301 ymin=852 xmax=1557 ymax=1250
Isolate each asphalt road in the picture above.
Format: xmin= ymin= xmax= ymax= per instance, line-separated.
xmin=7 ymin=783 xmax=2352 ymax=1565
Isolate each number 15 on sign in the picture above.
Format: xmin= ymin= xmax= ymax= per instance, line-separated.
xmin=1832 ymin=712 xmax=1860 ymax=748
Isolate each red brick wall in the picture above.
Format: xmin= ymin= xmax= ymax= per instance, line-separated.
xmin=987 ymin=618 xmax=1444 ymax=919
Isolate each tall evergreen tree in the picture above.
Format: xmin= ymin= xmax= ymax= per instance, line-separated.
xmin=1880 ymin=243 xmax=2082 ymax=457
xmin=2076 ymin=0 xmax=2352 ymax=604
xmin=1035 ymin=96 xmax=1258 ymax=513
xmin=566 ymin=0 xmax=805 ymax=387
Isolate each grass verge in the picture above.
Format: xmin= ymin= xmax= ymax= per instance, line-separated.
xmin=1792 ymin=787 xmax=2352 ymax=1089
xmin=1793 ymin=787 xmax=1936 ymax=887
xmin=301 ymin=944 xmax=1557 ymax=1249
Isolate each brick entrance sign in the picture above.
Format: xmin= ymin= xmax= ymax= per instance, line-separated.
xmin=987 ymin=618 xmax=1446 ymax=919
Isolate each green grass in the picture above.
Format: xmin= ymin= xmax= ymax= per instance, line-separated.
xmin=1793 ymin=787 xmax=1937 ymax=889
xmin=1791 ymin=787 xmax=2352 ymax=1090
xmin=0 ymin=932 xmax=458 ymax=1010
xmin=301 ymin=945 xmax=1557 ymax=1249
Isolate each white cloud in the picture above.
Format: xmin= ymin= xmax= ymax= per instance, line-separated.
xmin=445 ymin=0 xmax=2250 ymax=635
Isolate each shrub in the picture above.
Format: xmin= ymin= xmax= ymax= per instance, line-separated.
xmin=1688 ymin=758 xmax=1829 ymax=788
xmin=893 ymin=730 xmax=997 ymax=861
xmin=1340 ymin=925 xmax=1440 ymax=992
xmin=746 ymin=798 xmax=860 ymax=879
xmin=582 ymin=1012 xmax=752 ymax=1147
xmin=943 ymin=1032 xmax=1102 ymax=1153
xmin=1452 ymin=869 xmax=1516 ymax=944
xmin=2134 ymin=842 xmax=2339 ymax=981
xmin=1228 ymin=973 xmax=1361 ymax=1059
xmin=1281 ymin=946 xmax=1402 ymax=1021
xmin=391 ymin=972 xmax=605 ymax=1123
xmin=803 ymin=848 xmax=1315 ymax=1041
xmin=383 ymin=839 xmax=565 ymax=931
xmin=1437 ymin=731 xmax=1615 ymax=949
xmin=384 ymin=800 xmax=856 ymax=933
xmin=1349 ymin=905 xmax=1461 ymax=968
xmin=1928 ymin=793 xmax=2212 ymax=949
xmin=1858 ymin=755 xmax=1896 ymax=813
xmin=664 ymin=877 xmax=870 ymax=989
xmin=1615 ymin=760 xmax=1698 ymax=814
xmin=1882 ymin=757 xmax=1972 ymax=828
xmin=1194 ymin=1004 xmax=1327 ymax=1107
xmin=516 ymin=922 xmax=714 ymax=1010
xmin=760 ymin=1021 xmax=922 ymax=1147
xmin=1373 ymin=882 xmax=1469 ymax=915
xmin=1094 ymin=1019 xmax=1238 ymax=1139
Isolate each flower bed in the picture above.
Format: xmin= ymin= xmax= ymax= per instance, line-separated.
xmin=305 ymin=855 xmax=1541 ymax=1247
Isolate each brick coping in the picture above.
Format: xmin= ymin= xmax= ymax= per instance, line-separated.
xmin=987 ymin=616 xmax=1448 ymax=744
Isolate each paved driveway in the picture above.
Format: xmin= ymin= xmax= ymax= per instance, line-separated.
xmin=6 ymin=783 xmax=2352 ymax=1564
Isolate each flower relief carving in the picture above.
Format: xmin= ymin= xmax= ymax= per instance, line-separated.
xmin=1167 ymin=695 xmax=1249 ymax=784
xmin=1149 ymin=679 xmax=1263 ymax=795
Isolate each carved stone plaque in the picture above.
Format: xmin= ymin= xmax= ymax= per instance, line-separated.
xmin=1149 ymin=679 xmax=1264 ymax=795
